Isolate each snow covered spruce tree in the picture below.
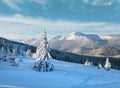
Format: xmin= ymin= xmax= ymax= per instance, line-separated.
xmin=0 ymin=46 xmax=6 ymax=61
xmin=10 ymin=48 xmax=19 ymax=67
xmin=19 ymin=50 xmax=24 ymax=62
xmin=104 ymin=57 xmax=111 ymax=71
xmin=26 ymin=49 xmax=32 ymax=57
xmin=84 ymin=60 xmax=88 ymax=66
xmin=97 ymin=63 xmax=102 ymax=69
xmin=33 ymin=30 xmax=54 ymax=72
xmin=84 ymin=59 xmax=92 ymax=66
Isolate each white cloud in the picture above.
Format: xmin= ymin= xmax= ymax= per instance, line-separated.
xmin=26 ymin=0 xmax=48 ymax=5
xmin=2 ymin=0 xmax=48 ymax=10
xmin=2 ymin=0 xmax=23 ymax=10
xmin=83 ymin=0 xmax=89 ymax=3
xmin=83 ymin=0 xmax=120 ymax=6
xmin=0 ymin=14 xmax=120 ymax=39
xmin=34 ymin=0 xmax=48 ymax=5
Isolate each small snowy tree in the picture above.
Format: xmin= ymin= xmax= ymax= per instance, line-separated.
xmin=33 ymin=30 xmax=54 ymax=72
xmin=0 ymin=47 xmax=4 ymax=61
xmin=26 ymin=49 xmax=32 ymax=57
xmin=1 ymin=46 xmax=7 ymax=61
xmin=19 ymin=50 xmax=24 ymax=62
xmin=12 ymin=48 xmax=17 ymax=57
xmin=84 ymin=60 xmax=92 ymax=66
xmin=7 ymin=46 xmax=11 ymax=56
xmin=32 ymin=53 xmax=37 ymax=58
xmin=97 ymin=63 xmax=102 ymax=69
xmin=104 ymin=57 xmax=111 ymax=71
xmin=10 ymin=48 xmax=19 ymax=67
xmin=84 ymin=60 xmax=88 ymax=66
xmin=88 ymin=61 xmax=92 ymax=66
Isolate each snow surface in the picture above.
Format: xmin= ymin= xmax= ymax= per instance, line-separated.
xmin=0 ymin=57 xmax=120 ymax=88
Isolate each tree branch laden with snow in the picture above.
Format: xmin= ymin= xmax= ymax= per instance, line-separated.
xmin=33 ymin=30 xmax=54 ymax=72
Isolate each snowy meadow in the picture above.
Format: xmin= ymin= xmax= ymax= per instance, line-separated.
xmin=0 ymin=56 xmax=120 ymax=88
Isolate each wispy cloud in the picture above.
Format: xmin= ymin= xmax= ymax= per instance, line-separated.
xmin=2 ymin=0 xmax=23 ymax=10
xmin=0 ymin=14 xmax=120 ymax=39
xmin=2 ymin=0 xmax=48 ymax=11
xmin=83 ymin=0 xmax=120 ymax=6
xmin=33 ymin=0 xmax=48 ymax=5
xmin=1 ymin=0 xmax=120 ymax=23
xmin=83 ymin=0 xmax=89 ymax=3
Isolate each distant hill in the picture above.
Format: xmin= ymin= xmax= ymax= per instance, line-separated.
xmin=0 ymin=37 xmax=36 ymax=56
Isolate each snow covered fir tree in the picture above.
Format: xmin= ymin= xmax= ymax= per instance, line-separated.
xmin=104 ymin=57 xmax=111 ymax=71
xmin=26 ymin=49 xmax=32 ymax=57
xmin=0 ymin=45 xmax=18 ymax=66
xmin=97 ymin=63 xmax=102 ymax=69
xmin=84 ymin=59 xmax=92 ymax=66
xmin=10 ymin=48 xmax=19 ymax=67
xmin=33 ymin=30 xmax=54 ymax=72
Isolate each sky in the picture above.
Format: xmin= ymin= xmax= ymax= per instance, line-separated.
xmin=0 ymin=0 xmax=120 ymax=39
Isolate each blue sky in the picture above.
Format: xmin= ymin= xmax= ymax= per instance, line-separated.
xmin=0 ymin=0 xmax=120 ymax=39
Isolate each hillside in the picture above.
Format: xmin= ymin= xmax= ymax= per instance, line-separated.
xmin=0 ymin=57 xmax=120 ymax=88
xmin=50 ymin=49 xmax=120 ymax=70
xmin=0 ymin=56 xmax=120 ymax=88
xmin=0 ymin=34 xmax=120 ymax=88
xmin=0 ymin=37 xmax=36 ymax=55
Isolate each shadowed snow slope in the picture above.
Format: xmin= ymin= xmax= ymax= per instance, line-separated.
xmin=0 ymin=56 xmax=120 ymax=88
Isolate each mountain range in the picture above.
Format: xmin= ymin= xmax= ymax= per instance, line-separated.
xmin=16 ymin=32 xmax=120 ymax=56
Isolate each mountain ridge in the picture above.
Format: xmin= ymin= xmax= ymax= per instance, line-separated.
xmin=12 ymin=32 xmax=120 ymax=56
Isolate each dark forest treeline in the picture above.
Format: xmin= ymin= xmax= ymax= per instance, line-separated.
xmin=0 ymin=37 xmax=36 ymax=54
xmin=50 ymin=49 xmax=120 ymax=70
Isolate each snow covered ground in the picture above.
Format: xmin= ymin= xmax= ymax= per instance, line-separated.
xmin=0 ymin=57 xmax=120 ymax=88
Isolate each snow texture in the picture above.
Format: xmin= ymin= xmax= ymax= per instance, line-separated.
xmin=0 ymin=56 xmax=120 ymax=88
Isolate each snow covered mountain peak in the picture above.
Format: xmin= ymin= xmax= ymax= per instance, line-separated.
xmin=66 ymin=32 xmax=87 ymax=40
xmin=50 ymin=31 xmax=100 ymax=41
xmin=50 ymin=32 xmax=88 ymax=41
xmin=70 ymin=31 xmax=85 ymax=37
xmin=66 ymin=31 xmax=100 ymax=41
